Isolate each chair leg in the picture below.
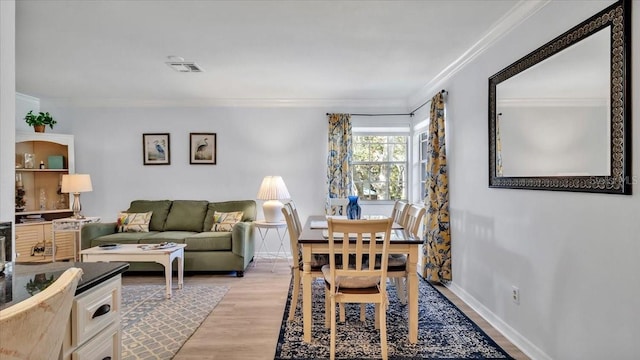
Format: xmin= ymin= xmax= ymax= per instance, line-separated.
xmin=340 ymin=303 xmax=346 ymax=322
xmin=374 ymin=303 xmax=380 ymax=329
xmin=288 ymin=270 xmax=301 ymax=321
xmin=396 ymin=277 xmax=407 ymax=305
xmin=325 ymin=287 xmax=330 ymax=328
xmin=360 ymin=304 xmax=366 ymax=322
xmin=380 ymin=301 xmax=388 ymax=360
xmin=330 ymin=299 xmax=337 ymax=360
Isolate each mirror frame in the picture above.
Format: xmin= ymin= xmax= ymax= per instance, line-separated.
xmin=488 ymin=0 xmax=631 ymax=195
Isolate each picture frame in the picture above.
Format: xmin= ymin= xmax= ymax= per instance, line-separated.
xmin=142 ymin=133 xmax=170 ymax=165
xmin=190 ymin=133 xmax=216 ymax=165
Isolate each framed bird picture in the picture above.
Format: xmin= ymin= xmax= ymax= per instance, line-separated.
xmin=143 ymin=133 xmax=171 ymax=165
xmin=190 ymin=133 xmax=216 ymax=165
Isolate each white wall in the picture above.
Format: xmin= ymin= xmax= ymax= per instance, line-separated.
xmin=411 ymin=1 xmax=639 ymax=359
xmin=38 ymin=104 xmax=400 ymax=254
xmin=0 ymin=1 xmax=16 ymax=250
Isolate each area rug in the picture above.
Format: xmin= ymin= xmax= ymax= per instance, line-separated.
xmin=121 ymin=284 xmax=228 ymax=360
xmin=274 ymin=278 xmax=514 ymax=360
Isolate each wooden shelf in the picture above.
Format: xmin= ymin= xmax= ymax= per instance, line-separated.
xmin=16 ymin=168 xmax=69 ymax=172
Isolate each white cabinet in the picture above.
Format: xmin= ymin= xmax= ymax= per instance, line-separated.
xmin=61 ymin=275 xmax=122 ymax=360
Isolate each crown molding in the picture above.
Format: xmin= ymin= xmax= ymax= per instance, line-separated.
xmin=43 ymin=97 xmax=410 ymax=109
xmin=407 ymin=0 xmax=551 ymax=110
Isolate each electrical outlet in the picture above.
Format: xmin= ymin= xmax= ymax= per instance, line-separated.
xmin=511 ymin=286 xmax=520 ymax=304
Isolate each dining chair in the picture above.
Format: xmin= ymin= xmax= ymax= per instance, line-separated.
xmin=0 ymin=267 xmax=83 ymax=360
xmin=282 ymin=204 xmax=329 ymax=321
xmin=388 ymin=203 xmax=425 ymax=304
xmin=390 ymin=200 xmax=408 ymax=226
xmin=327 ymin=197 xmax=349 ymax=216
xmin=323 ymin=217 xmax=393 ymax=360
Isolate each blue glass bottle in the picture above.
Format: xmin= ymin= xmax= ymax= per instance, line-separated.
xmin=347 ymin=195 xmax=361 ymax=220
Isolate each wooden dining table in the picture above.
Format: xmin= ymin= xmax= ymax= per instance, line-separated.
xmin=298 ymin=215 xmax=422 ymax=344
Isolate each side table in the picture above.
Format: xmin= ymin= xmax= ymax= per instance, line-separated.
xmin=52 ymin=216 xmax=101 ymax=261
xmin=254 ymin=220 xmax=289 ymax=272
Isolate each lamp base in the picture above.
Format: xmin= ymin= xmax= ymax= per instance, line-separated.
xmin=262 ymin=200 xmax=284 ymax=223
xmin=71 ymin=192 xmax=85 ymax=219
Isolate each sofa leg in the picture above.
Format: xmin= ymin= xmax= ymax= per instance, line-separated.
xmin=236 ymin=271 xmax=244 ymax=277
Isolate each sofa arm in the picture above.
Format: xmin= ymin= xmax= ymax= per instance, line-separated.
xmin=231 ymin=221 xmax=255 ymax=258
xmin=81 ymin=222 xmax=117 ymax=249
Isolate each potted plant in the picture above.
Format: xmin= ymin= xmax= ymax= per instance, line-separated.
xmin=24 ymin=110 xmax=57 ymax=133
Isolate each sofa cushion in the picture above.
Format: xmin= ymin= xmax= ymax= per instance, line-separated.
xmin=164 ymin=200 xmax=209 ymax=232
xmin=185 ymin=232 xmax=232 ymax=251
xmin=139 ymin=231 xmax=193 ymax=243
xmin=211 ymin=211 xmax=243 ymax=232
xmin=117 ymin=211 xmax=152 ymax=232
xmin=127 ymin=200 xmax=172 ymax=231
xmin=203 ymin=200 xmax=256 ymax=231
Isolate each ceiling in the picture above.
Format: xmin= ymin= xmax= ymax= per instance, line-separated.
xmin=16 ymin=0 xmax=526 ymax=109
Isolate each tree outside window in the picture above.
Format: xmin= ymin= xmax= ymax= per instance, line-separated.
xmin=352 ymin=135 xmax=408 ymax=201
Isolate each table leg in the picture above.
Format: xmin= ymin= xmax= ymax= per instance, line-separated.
xmin=162 ymin=257 xmax=173 ymax=299
xmin=407 ymin=246 xmax=419 ymax=343
xmin=254 ymin=227 xmax=269 ymax=267
xmin=271 ymin=227 xmax=288 ymax=272
xmin=302 ymin=246 xmax=313 ymax=343
xmin=177 ymin=250 xmax=184 ymax=290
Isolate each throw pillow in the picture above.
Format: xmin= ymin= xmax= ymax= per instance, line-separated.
xmin=211 ymin=211 xmax=243 ymax=232
xmin=117 ymin=211 xmax=152 ymax=233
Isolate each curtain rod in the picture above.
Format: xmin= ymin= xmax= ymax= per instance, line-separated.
xmin=325 ymin=89 xmax=447 ymax=118
xmin=326 ymin=113 xmax=411 ymax=117
xmin=409 ymin=89 xmax=448 ymax=115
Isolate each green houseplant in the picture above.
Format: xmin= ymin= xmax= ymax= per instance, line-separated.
xmin=24 ymin=110 xmax=57 ymax=132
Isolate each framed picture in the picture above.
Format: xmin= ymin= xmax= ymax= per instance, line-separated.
xmin=190 ymin=133 xmax=216 ymax=165
xmin=142 ymin=133 xmax=170 ymax=165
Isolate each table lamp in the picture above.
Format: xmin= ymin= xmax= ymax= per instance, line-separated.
xmin=61 ymin=174 xmax=93 ymax=219
xmin=256 ymin=176 xmax=290 ymax=223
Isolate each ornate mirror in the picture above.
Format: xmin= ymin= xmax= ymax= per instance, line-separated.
xmin=488 ymin=0 xmax=631 ymax=194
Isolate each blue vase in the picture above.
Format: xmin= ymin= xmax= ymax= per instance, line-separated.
xmin=347 ymin=195 xmax=361 ymax=220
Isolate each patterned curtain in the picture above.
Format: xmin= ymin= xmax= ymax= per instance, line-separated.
xmin=326 ymin=113 xmax=352 ymax=214
xmin=422 ymin=92 xmax=452 ymax=283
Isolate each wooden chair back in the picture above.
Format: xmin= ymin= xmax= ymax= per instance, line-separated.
xmin=327 ymin=198 xmax=348 ymax=216
xmin=282 ymin=204 xmax=302 ymax=270
xmin=284 ymin=200 xmax=303 ymax=235
xmin=390 ymin=200 xmax=408 ymax=226
xmin=404 ymin=204 xmax=426 ymax=238
xmin=326 ymin=218 xmax=393 ymax=291
xmin=0 ymin=267 xmax=83 ymax=360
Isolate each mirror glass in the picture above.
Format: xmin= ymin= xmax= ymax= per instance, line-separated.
xmin=496 ymin=28 xmax=610 ymax=177
xmin=488 ymin=0 xmax=631 ymax=194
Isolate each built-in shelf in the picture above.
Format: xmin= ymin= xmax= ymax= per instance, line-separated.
xmin=16 ymin=168 xmax=69 ymax=172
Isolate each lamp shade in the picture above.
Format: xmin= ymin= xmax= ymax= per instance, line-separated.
xmin=256 ymin=176 xmax=290 ymax=201
xmin=61 ymin=174 xmax=93 ymax=193
xmin=256 ymin=176 xmax=290 ymax=223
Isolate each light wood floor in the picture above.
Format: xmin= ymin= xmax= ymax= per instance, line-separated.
xmin=122 ymin=259 xmax=529 ymax=360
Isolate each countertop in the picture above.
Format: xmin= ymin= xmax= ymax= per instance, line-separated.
xmin=0 ymin=261 xmax=129 ymax=310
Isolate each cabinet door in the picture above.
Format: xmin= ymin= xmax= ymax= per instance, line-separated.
xmin=15 ymin=224 xmax=46 ymax=262
xmin=46 ymin=223 xmax=75 ymax=261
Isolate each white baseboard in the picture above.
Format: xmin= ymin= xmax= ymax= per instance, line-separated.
xmin=445 ymin=282 xmax=551 ymax=360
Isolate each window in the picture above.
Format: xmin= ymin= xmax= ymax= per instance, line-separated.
xmin=352 ymin=135 xmax=408 ymax=201
xmin=418 ymin=131 xmax=429 ymax=200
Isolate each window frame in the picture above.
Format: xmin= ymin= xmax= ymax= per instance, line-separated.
xmin=351 ymin=130 xmax=409 ymax=202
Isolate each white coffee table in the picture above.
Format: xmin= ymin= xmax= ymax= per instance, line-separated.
xmin=80 ymin=243 xmax=186 ymax=299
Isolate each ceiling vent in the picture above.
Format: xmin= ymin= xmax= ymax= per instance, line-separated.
xmin=165 ymin=56 xmax=204 ymax=73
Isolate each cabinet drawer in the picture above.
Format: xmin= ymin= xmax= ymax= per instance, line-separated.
xmin=72 ymin=276 xmax=120 ymax=347
xmin=72 ymin=321 xmax=121 ymax=360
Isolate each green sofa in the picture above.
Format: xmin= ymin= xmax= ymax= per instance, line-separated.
xmin=80 ymin=199 xmax=256 ymax=277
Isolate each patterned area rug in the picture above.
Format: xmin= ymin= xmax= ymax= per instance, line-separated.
xmin=274 ymin=278 xmax=514 ymax=360
xmin=121 ymin=284 xmax=228 ymax=360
